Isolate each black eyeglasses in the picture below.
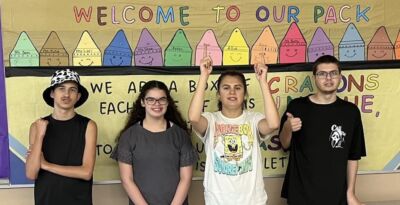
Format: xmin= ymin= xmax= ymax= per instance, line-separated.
xmin=144 ymin=97 xmax=168 ymax=105
xmin=315 ymin=70 xmax=340 ymax=79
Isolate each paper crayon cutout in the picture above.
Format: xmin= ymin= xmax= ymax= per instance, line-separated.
xmin=134 ymin=28 xmax=163 ymax=66
xmin=395 ymin=30 xmax=400 ymax=60
xmin=39 ymin=31 xmax=69 ymax=66
xmin=251 ymin=26 xmax=278 ymax=64
xmin=10 ymin=31 xmax=39 ymax=67
xmin=308 ymin=27 xmax=334 ymax=62
xmin=279 ymin=22 xmax=307 ymax=64
xmin=339 ymin=23 xmax=365 ymax=61
xmin=72 ymin=31 xmax=102 ymax=66
xmin=164 ymin=29 xmax=192 ymax=66
xmin=103 ymin=30 xmax=132 ymax=66
xmin=223 ymin=28 xmax=249 ymax=65
xmin=367 ymin=26 xmax=394 ymax=61
xmin=195 ymin=29 xmax=222 ymax=66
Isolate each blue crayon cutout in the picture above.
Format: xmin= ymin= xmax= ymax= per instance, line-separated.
xmin=103 ymin=29 xmax=133 ymax=66
xmin=339 ymin=23 xmax=365 ymax=61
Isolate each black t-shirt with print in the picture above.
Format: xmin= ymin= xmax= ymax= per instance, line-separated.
xmin=279 ymin=96 xmax=366 ymax=205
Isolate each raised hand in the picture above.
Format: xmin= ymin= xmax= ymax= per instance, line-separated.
xmin=286 ymin=112 xmax=302 ymax=132
xmin=254 ymin=63 xmax=268 ymax=82
xmin=200 ymin=56 xmax=213 ymax=76
xmin=254 ymin=54 xmax=268 ymax=82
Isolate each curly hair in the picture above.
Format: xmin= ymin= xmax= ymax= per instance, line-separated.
xmin=116 ymin=80 xmax=188 ymax=142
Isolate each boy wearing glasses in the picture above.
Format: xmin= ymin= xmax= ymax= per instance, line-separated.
xmin=279 ymin=55 xmax=366 ymax=205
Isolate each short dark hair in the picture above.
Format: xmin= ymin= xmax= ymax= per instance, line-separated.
xmin=312 ymin=55 xmax=341 ymax=75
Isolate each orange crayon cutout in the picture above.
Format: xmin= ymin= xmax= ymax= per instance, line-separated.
xmin=251 ymin=26 xmax=278 ymax=65
xmin=367 ymin=26 xmax=394 ymax=61
xmin=395 ymin=30 xmax=400 ymax=60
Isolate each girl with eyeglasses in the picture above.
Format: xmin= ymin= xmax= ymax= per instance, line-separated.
xmin=111 ymin=80 xmax=198 ymax=205
xmin=188 ymin=56 xmax=280 ymax=204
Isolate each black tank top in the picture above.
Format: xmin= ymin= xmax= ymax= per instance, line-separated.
xmin=34 ymin=114 xmax=93 ymax=205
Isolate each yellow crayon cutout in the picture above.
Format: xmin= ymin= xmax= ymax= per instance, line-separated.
xmin=73 ymin=31 xmax=102 ymax=66
xmin=223 ymin=28 xmax=249 ymax=65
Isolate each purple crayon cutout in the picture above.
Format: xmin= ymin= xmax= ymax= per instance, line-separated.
xmin=308 ymin=27 xmax=334 ymax=62
xmin=134 ymin=28 xmax=163 ymax=66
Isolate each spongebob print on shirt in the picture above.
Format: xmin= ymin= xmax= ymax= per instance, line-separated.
xmin=213 ymin=122 xmax=255 ymax=176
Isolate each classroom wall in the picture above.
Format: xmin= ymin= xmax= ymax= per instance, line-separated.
xmin=1 ymin=173 xmax=399 ymax=205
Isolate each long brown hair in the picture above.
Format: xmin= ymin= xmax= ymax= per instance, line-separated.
xmin=116 ymin=80 xmax=188 ymax=142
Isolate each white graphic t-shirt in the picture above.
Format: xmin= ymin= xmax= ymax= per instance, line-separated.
xmin=197 ymin=111 xmax=267 ymax=205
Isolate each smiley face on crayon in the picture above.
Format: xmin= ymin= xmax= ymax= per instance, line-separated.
xmin=40 ymin=31 xmax=69 ymax=66
xmin=107 ymin=55 xmax=125 ymax=66
xmin=285 ymin=47 xmax=298 ymax=58
xmin=251 ymin=26 xmax=278 ymax=65
xmin=164 ymin=29 xmax=192 ymax=66
xmin=78 ymin=58 xmax=94 ymax=66
xmin=103 ymin=30 xmax=132 ymax=66
xmin=308 ymin=27 xmax=334 ymax=62
xmin=134 ymin=29 xmax=163 ymax=66
xmin=371 ymin=50 xmax=388 ymax=59
xmin=10 ymin=32 xmax=40 ymax=67
xmin=195 ymin=30 xmax=223 ymax=66
xmin=171 ymin=51 xmax=184 ymax=61
xmin=229 ymin=51 xmax=243 ymax=62
xmin=73 ymin=31 xmax=102 ymax=66
xmin=339 ymin=23 xmax=365 ymax=62
xmin=344 ymin=49 xmax=357 ymax=58
xmin=138 ymin=55 xmax=154 ymax=65
xmin=367 ymin=26 xmax=394 ymax=61
xmin=223 ymin=28 xmax=249 ymax=65
xmin=279 ymin=23 xmax=307 ymax=64
xmin=45 ymin=58 xmax=62 ymax=66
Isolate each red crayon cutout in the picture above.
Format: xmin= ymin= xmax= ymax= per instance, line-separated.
xmin=195 ymin=29 xmax=222 ymax=66
xmin=395 ymin=30 xmax=400 ymax=60
xmin=279 ymin=22 xmax=307 ymax=64
xmin=367 ymin=26 xmax=394 ymax=61
xmin=251 ymin=26 xmax=278 ymax=65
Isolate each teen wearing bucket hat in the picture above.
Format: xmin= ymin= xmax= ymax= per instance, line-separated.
xmin=26 ymin=69 xmax=97 ymax=205
xmin=42 ymin=69 xmax=89 ymax=108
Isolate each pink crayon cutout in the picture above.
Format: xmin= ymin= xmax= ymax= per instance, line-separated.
xmin=279 ymin=22 xmax=307 ymax=64
xmin=195 ymin=29 xmax=222 ymax=66
xmin=367 ymin=26 xmax=394 ymax=61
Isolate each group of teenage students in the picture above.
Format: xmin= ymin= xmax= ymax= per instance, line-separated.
xmin=25 ymin=54 xmax=366 ymax=205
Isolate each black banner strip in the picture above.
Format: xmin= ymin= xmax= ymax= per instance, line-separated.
xmin=5 ymin=60 xmax=400 ymax=77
